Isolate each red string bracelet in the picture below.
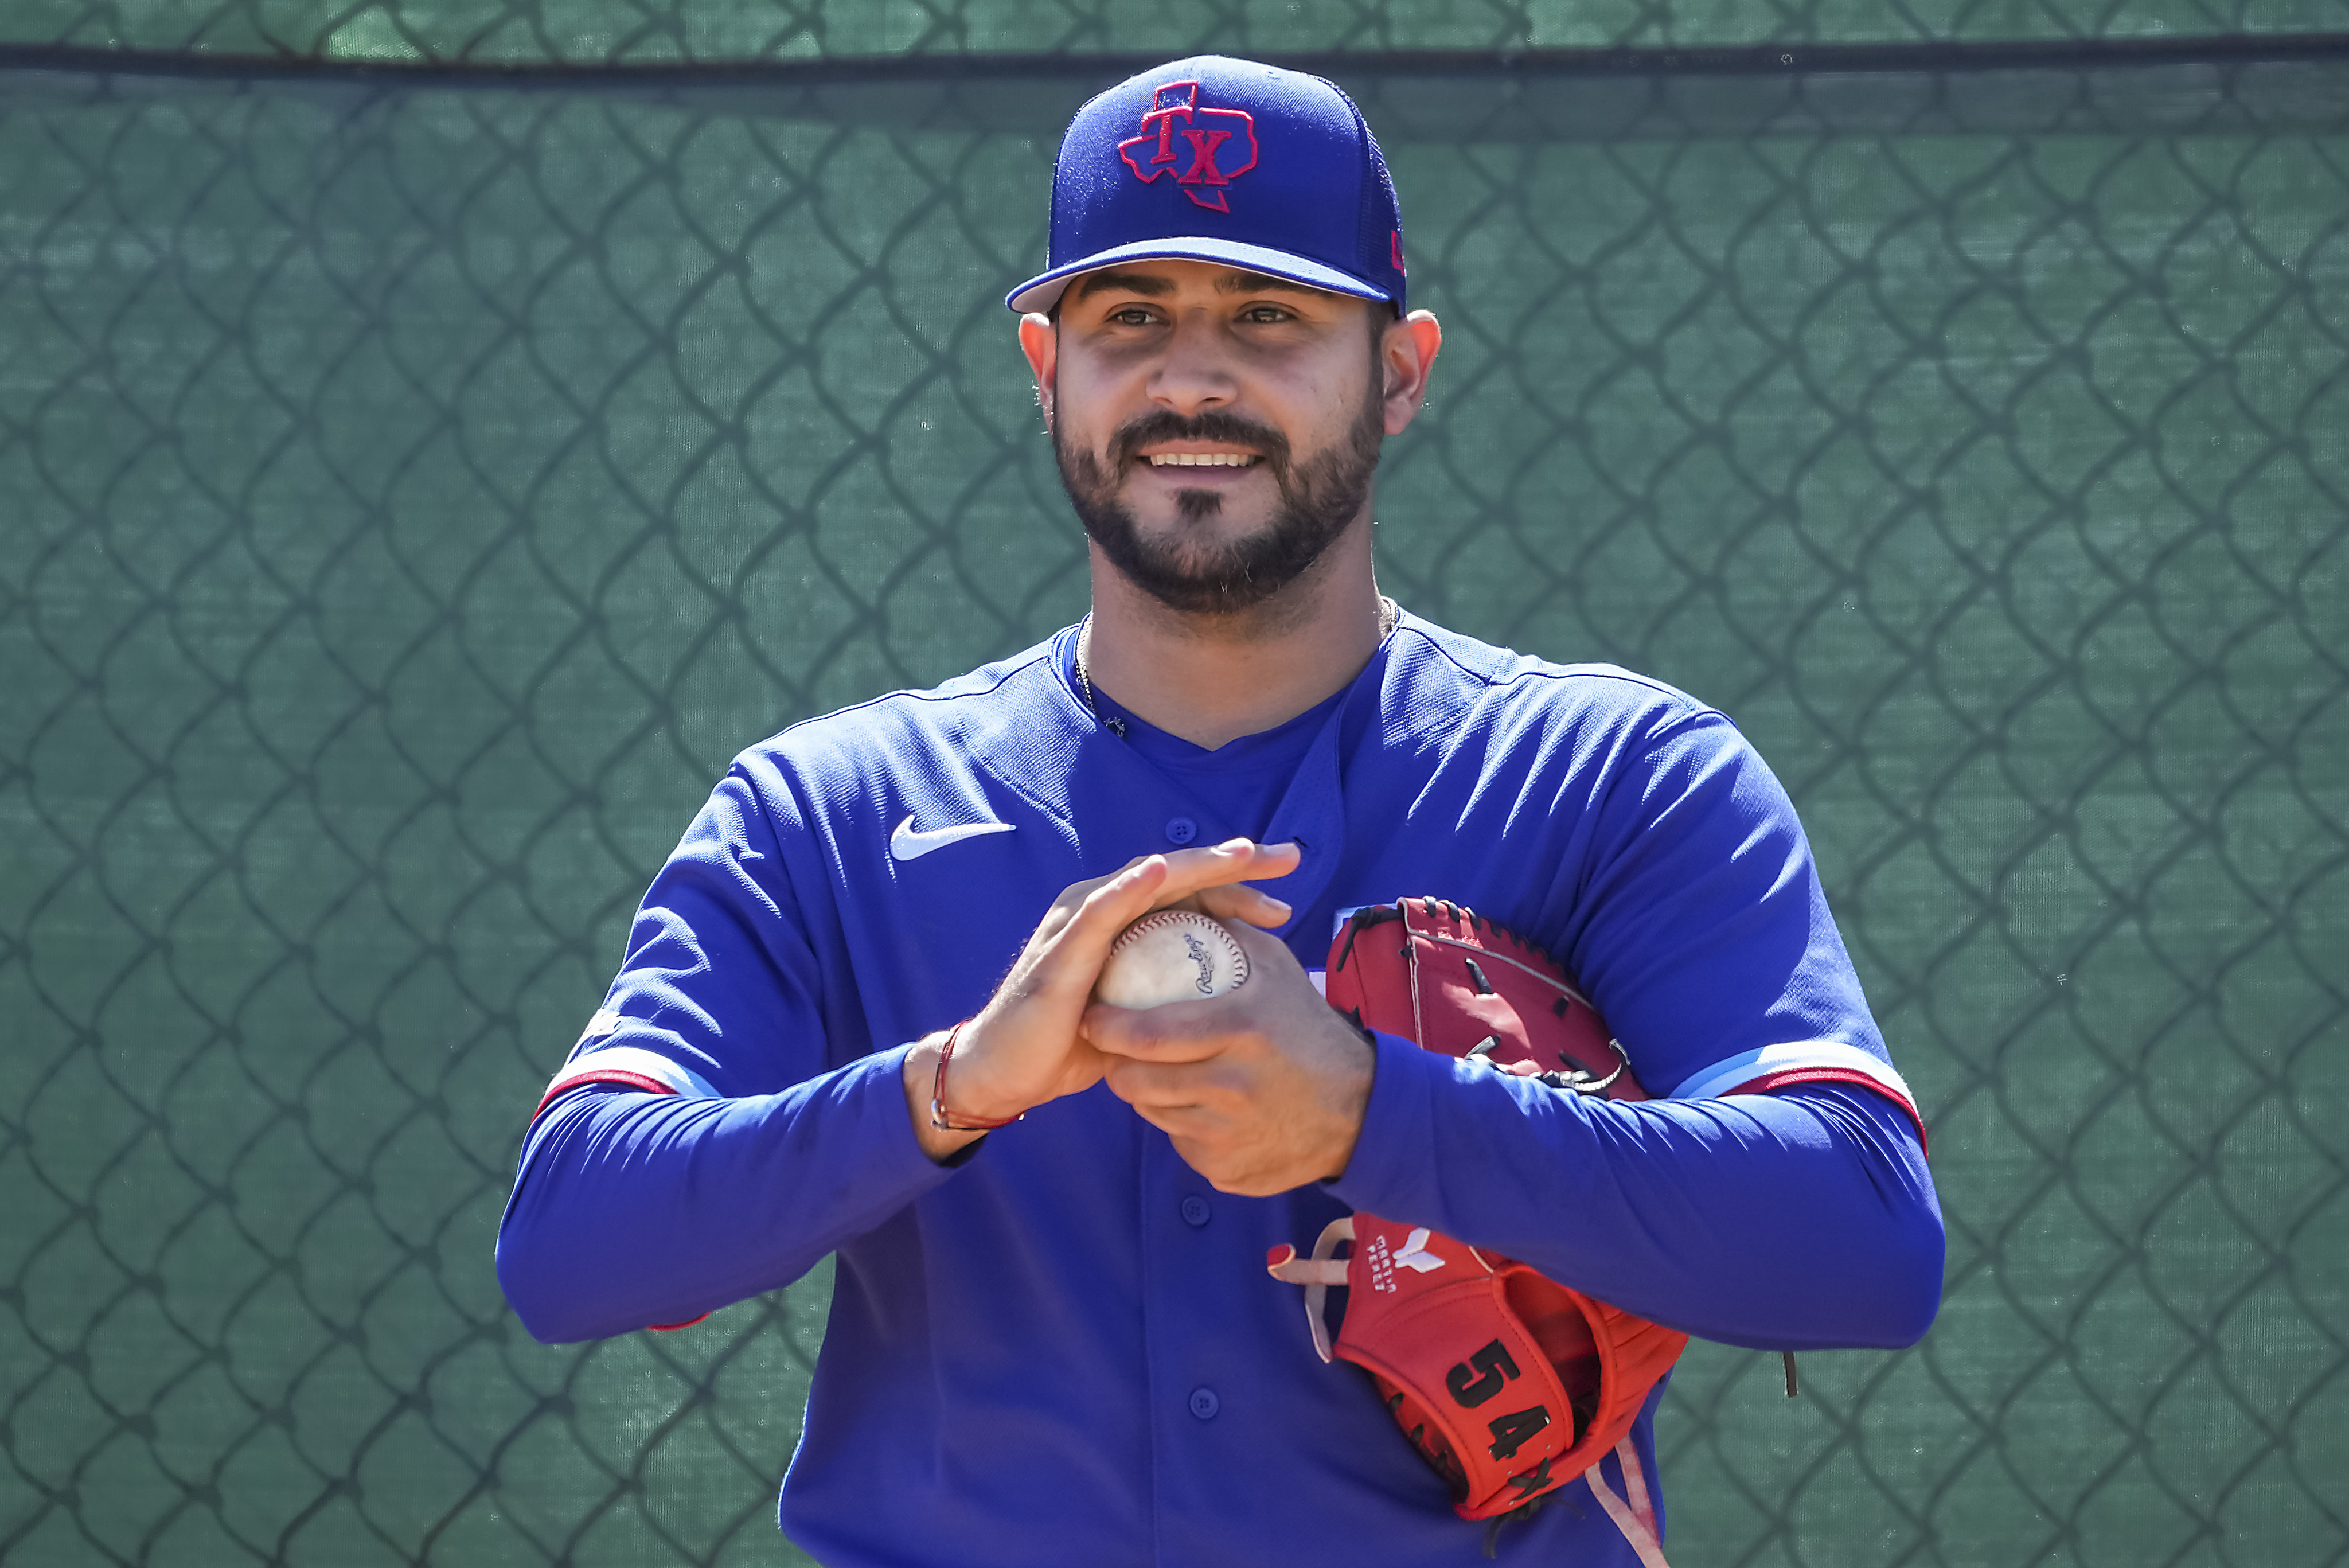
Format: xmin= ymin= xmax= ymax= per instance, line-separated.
xmin=930 ymin=1019 xmax=1023 ymax=1132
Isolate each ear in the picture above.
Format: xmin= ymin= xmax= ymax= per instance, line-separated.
xmin=1019 ymin=313 xmax=1058 ymax=434
xmin=1379 ymin=310 xmax=1443 ymax=437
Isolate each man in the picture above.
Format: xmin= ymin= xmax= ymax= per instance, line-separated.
xmin=497 ymin=57 xmax=1942 ymax=1565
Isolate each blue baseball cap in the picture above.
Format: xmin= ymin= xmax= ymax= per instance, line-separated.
xmin=1006 ymin=56 xmax=1408 ymax=316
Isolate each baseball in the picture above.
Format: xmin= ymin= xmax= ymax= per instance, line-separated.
xmin=1094 ymin=910 xmax=1250 ymax=1009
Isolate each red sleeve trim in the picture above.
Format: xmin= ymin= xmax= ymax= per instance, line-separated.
xmin=533 ymin=1069 xmax=680 ymax=1120
xmin=1727 ymin=1067 xmax=1929 ymax=1154
xmin=647 ymin=1313 xmax=712 ymax=1331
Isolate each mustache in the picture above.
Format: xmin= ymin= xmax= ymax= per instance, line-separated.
xmin=1110 ymin=410 xmax=1291 ymax=470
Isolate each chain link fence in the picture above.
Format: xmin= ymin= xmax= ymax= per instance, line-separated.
xmin=2 ymin=27 xmax=2346 ymax=1568
xmin=5 ymin=0 xmax=2349 ymax=62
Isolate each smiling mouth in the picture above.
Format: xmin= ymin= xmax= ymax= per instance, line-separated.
xmin=1144 ymin=453 xmax=1261 ymax=468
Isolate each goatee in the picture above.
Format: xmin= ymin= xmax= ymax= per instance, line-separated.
xmin=1056 ymin=386 xmax=1385 ymax=616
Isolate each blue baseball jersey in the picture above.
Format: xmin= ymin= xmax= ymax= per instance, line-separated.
xmin=498 ymin=611 xmax=1938 ymax=1566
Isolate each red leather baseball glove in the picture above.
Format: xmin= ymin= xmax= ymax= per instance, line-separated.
xmin=1267 ymin=899 xmax=1685 ymax=1563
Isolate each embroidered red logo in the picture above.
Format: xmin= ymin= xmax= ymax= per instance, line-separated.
xmin=1118 ymin=80 xmax=1258 ymax=214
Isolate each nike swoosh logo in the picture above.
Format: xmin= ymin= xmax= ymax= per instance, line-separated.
xmin=890 ymin=813 xmax=1016 ymax=862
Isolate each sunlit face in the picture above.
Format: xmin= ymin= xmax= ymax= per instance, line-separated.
xmin=1040 ymin=260 xmax=1391 ymax=616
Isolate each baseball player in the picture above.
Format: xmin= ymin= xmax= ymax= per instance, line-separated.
xmin=497 ymin=56 xmax=1942 ymax=1565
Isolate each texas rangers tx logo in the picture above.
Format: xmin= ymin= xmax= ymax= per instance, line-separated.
xmin=1118 ymin=80 xmax=1258 ymax=213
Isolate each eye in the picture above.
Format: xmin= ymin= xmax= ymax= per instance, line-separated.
xmin=1239 ymin=304 xmax=1294 ymax=324
xmin=1109 ymin=306 xmax=1160 ymax=327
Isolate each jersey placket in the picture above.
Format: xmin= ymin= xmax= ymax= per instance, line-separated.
xmin=1110 ymin=694 xmax=1354 ymax=1561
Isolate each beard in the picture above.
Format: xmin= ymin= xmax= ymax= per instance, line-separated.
xmin=1055 ymin=381 xmax=1386 ymax=617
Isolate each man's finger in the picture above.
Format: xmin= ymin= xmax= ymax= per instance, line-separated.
xmin=1100 ymin=1054 xmax=1224 ymax=1111
xmin=1191 ymin=880 xmax=1294 ymax=929
xmin=1014 ymin=841 xmax=1302 ymax=1020
xmin=1061 ymin=841 xmax=1296 ymax=961
xmin=1150 ymin=838 xmax=1299 ymax=901
xmin=1006 ymin=856 xmax=1174 ymax=1003
xmin=1083 ymin=998 xmax=1239 ymax=1061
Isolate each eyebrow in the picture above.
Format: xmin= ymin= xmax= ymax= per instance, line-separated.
xmin=1074 ymin=270 xmax=1173 ymax=301
xmin=1071 ymin=268 xmax=1325 ymax=302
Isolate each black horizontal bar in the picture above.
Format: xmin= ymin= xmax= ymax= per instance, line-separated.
xmin=2 ymin=32 xmax=2347 ymax=89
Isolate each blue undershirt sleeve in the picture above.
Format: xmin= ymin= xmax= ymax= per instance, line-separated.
xmin=496 ymin=1060 xmax=965 ymax=1344
xmin=1329 ymin=1032 xmax=1943 ymax=1350
xmin=495 ymin=762 xmax=965 ymax=1344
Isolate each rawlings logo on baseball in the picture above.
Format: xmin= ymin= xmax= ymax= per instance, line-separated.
xmin=1179 ymin=932 xmax=1216 ymax=992
xmin=1094 ymin=910 xmax=1250 ymax=1010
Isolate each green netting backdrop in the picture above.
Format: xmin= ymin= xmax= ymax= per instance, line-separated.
xmin=4 ymin=21 xmax=2348 ymax=1568
xmin=4 ymin=0 xmax=2349 ymax=61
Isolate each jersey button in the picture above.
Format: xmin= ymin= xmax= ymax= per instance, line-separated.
xmin=1188 ymin=1387 xmax=1220 ymax=1421
xmin=1165 ymin=816 xmax=1198 ymax=845
xmin=1180 ymin=1195 xmax=1211 ymax=1227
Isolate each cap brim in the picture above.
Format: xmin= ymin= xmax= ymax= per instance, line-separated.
xmin=1006 ymin=237 xmax=1393 ymax=315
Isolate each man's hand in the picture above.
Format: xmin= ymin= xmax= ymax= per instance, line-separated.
xmin=904 ymin=839 xmax=1300 ymax=1162
xmin=1083 ymin=923 xmax=1375 ymax=1195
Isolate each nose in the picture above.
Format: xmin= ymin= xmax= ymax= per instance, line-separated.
xmin=1146 ymin=309 xmax=1238 ymax=416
